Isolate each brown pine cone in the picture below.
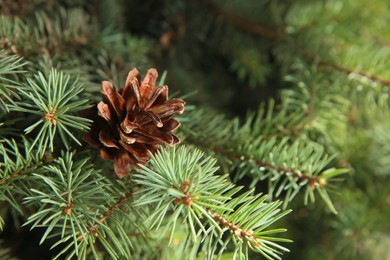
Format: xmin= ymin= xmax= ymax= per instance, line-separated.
xmin=80 ymin=68 xmax=185 ymax=178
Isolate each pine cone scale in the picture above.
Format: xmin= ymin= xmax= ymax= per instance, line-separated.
xmin=99 ymin=126 xmax=119 ymax=148
xmin=120 ymin=118 xmax=139 ymax=134
xmin=119 ymin=128 xmax=136 ymax=144
xmin=100 ymin=149 xmax=113 ymax=160
xmin=84 ymin=131 xmax=101 ymax=148
xmin=101 ymin=81 xmax=125 ymax=117
xmin=119 ymin=141 xmax=150 ymax=161
xmin=113 ymin=149 xmax=133 ymax=178
xmin=97 ymin=102 xmax=113 ymax=124
xmin=144 ymin=86 xmax=168 ymax=110
xmin=147 ymin=99 xmax=185 ymax=117
xmin=138 ymin=69 xmax=158 ymax=105
xmin=132 ymin=128 xmax=176 ymax=146
xmin=130 ymin=78 xmax=142 ymax=109
xmin=161 ymin=118 xmax=181 ymax=132
xmin=126 ymin=132 xmax=159 ymax=144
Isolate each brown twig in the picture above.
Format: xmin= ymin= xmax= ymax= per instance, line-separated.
xmin=196 ymin=0 xmax=390 ymax=88
xmin=223 ymin=149 xmax=324 ymax=190
xmin=0 ymin=161 xmax=46 ymax=186
xmin=318 ymin=60 xmax=390 ymax=86
xmin=208 ymin=209 xmax=260 ymax=246
xmin=173 ymin=180 xmax=265 ymax=247
xmin=80 ymin=190 xmax=135 ymax=239
xmin=301 ymin=49 xmax=390 ymax=86
xmin=196 ymin=0 xmax=390 ymax=86
xmin=184 ymin=139 xmax=324 ymax=189
xmin=195 ymin=0 xmax=284 ymax=40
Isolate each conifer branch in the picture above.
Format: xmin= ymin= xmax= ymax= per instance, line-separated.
xmin=181 ymin=108 xmax=346 ymax=213
xmin=81 ymin=190 xmax=135 ymax=240
xmin=173 ymin=179 xmax=286 ymax=255
xmin=0 ymin=9 xmax=96 ymax=58
xmin=23 ymin=152 xmax=128 ymax=259
xmin=0 ymin=160 xmax=44 ymax=186
xmin=318 ymin=60 xmax=390 ymax=86
xmin=301 ymin=50 xmax=390 ymax=86
xmin=185 ymin=137 xmax=327 ymax=193
xmin=210 ymin=144 xmax=325 ymax=189
xmin=11 ymin=69 xmax=91 ymax=152
xmin=195 ymin=0 xmax=284 ymax=39
xmin=0 ymin=50 xmax=27 ymax=111
xmin=133 ymin=146 xmax=291 ymax=259
xmin=174 ymin=179 xmax=290 ymax=259
xmin=0 ymin=139 xmax=46 ymax=213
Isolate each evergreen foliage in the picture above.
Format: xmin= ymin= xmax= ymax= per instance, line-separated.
xmin=0 ymin=0 xmax=389 ymax=259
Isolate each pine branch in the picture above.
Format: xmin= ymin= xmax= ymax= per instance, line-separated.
xmin=133 ymin=146 xmax=291 ymax=259
xmin=0 ymin=8 xmax=97 ymax=58
xmin=302 ymin=50 xmax=390 ymax=86
xmin=10 ymin=69 xmax=91 ymax=152
xmin=81 ymin=190 xmax=135 ymax=239
xmin=0 ymin=50 xmax=27 ymax=111
xmin=22 ymin=151 xmax=148 ymax=259
xmin=0 ymin=215 xmax=4 ymax=231
xmin=195 ymin=0 xmax=284 ymax=40
xmin=23 ymin=151 xmax=129 ymax=259
xmin=185 ymin=139 xmax=323 ymax=189
xmin=181 ymin=109 xmax=347 ymax=212
xmin=0 ymin=138 xmax=46 ymax=214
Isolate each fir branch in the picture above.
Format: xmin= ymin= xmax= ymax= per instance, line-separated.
xmin=34 ymin=172 xmax=145 ymax=260
xmin=172 ymin=177 xmax=291 ymax=259
xmin=240 ymin=98 xmax=316 ymax=140
xmin=302 ymin=50 xmax=390 ymax=86
xmin=0 ymin=50 xmax=27 ymax=111
xmin=11 ymin=69 xmax=91 ymax=152
xmin=227 ymin=148 xmax=324 ymax=189
xmin=181 ymin=109 xmax=347 ymax=213
xmin=203 ymin=194 xmax=290 ymax=260
xmin=185 ymin=139 xmax=323 ymax=188
xmin=0 ymin=8 xmax=97 ymax=58
xmin=23 ymin=151 xmax=115 ymax=259
xmin=0 ymin=215 xmax=4 ymax=230
xmin=195 ymin=0 xmax=284 ymax=39
xmin=81 ymin=190 xmax=135 ymax=239
xmin=133 ymin=146 xmax=291 ymax=259
xmin=0 ymin=16 xmax=28 ymax=55
xmin=0 ymin=138 xmax=46 ymax=214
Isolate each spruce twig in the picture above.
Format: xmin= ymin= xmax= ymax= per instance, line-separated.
xmin=195 ymin=0 xmax=284 ymax=40
xmin=214 ymin=145 xmax=325 ymax=189
xmin=302 ymin=50 xmax=390 ymax=86
xmin=81 ymin=191 xmax=135 ymax=240
xmin=133 ymin=146 xmax=291 ymax=259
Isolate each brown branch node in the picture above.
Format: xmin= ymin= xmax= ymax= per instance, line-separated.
xmin=44 ymin=111 xmax=57 ymax=125
xmin=174 ymin=179 xmax=193 ymax=206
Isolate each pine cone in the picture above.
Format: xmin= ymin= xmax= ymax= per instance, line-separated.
xmin=80 ymin=68 xmax=185 ymax=178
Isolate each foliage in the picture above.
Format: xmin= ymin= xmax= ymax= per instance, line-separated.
xmin=1 ymin=0 xmax=389 ymax=259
